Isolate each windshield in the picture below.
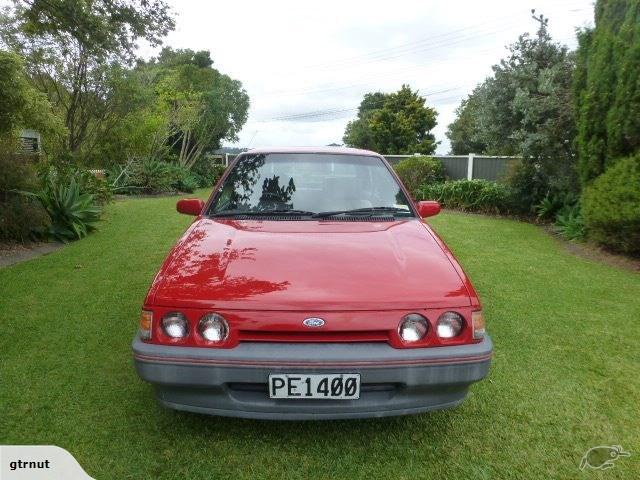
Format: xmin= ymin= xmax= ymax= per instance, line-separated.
xmin=208 ymin=153 xmax=414 ymax=218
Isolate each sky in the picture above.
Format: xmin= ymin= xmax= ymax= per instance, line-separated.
xmin=141 ymin=0 xmax=595 ymax=154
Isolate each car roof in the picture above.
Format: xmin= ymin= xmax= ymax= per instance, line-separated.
xmin=244 ymin=146 xmax=381 ymax=157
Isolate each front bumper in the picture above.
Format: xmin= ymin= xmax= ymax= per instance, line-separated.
xmin=133 ymin=335 xmax=493 ymax=420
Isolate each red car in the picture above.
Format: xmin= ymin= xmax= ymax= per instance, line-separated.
xmin=133 ymin=147 xmax=492 ymax=419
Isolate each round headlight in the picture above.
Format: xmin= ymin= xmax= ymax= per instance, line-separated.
xmin=198 ymin=313 xmax=229 ymax=342
xmin=399 ymin=314 xmax=429 ymax=342
xmin=162 ymin=312 xmax=189 ymax=338
xmin=437 ymin=312 xmax=464 ymax=338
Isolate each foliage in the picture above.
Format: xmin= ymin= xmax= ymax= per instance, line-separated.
xmin=445 ymin=84 xmax=489 ymax=155
xmin=76 ymin=170 xmax=113 ymax=205
xmin=190 ymin=156 xmax=226 ymax=188
xmin=37 ymin=161 xmax=113 ymax=204
xmin=574 ymin=1 xmax=640 ymax=184
xmin=535 ymin=189 xmax=581 ymax=221
xmin=24 ymin=174 xmax=102 ymax=242
xmin=0 ymin=0 xmax=175 ymax=159
xmin=421 ymin=179 xmax=514 ymax=214
xmin=168 ymin=164 xmax=198 ymax=193
xmin=90 ymin=49 xmax=249 ymax=170
xmin=83 ymin=68 xmax=170 ymax=167
xmin=0 ymin=50 xmax=61 ymax=242
xmin=343 ymin=85 xmax=438 ymax=154
xmin=554 ymin=204 xmax=586 ymax=240
xmin=446 ymin=15 xmax=578 ymax=210
xmin=0 ymin=50 xmax=64 ymax=142
xmin=535 ymin=191 xmax=576 ymax=221
xmin=536 ymin=194 xmax=562 ymax=220
xmin=124 ymin=158 xmax=173 ymax=194
xmin=108 ymin=158 xmax=203 ymax=194
xmin=582 ymin=154 xmax=640 ymax=254
xmin=393 ymin=156 xmax=444 ymax=198
xmin=0 ymin=141 xmax=49 ymax=242
xmin=138 ymin=48 xmax=250 ymax=168
xmin=0 ymin=193 xmax=50 ymax=242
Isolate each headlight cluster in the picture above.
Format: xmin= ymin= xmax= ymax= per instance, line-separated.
xmin=158 ymin=311 xmax=229 ymax=343
xmin=399 ymin=311 xmax=468 ymax=343
xmin=399 ymin=314 xmax=429 ymax=342
xmin=436 ymin=311 xmax=464 ymax=339
xmin=198 ymin=313 xmax=229 ymax=342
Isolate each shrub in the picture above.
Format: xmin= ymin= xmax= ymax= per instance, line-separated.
xmin=108 ymin=159 xmax=209 ymax=194
xmin=106 ymin=163 xmax=131 ymax=193
xmin=393 ymin=156 xmax=444 ymax=198
xmin=582 ymin=155 xmax=640 ymax=254
xmin=26 ymin=176 xmax=102 ymax=242
xmin=421 ymin=179 xmax=513 ymax=214
xmin=168 ymin=164 xmax=198 ymax=193
xmin=0 ymin=194 xmax=50 ymax=242
xmin=535 ymin=194 xmax=562 ymax=220
xmin=191 ymin=156 xmax=226 ymax=188
xmin=124 ymin=159 xmax=174 ymax=194
xmin=554 ymin=204 xmax=586 ymax=240
xmin=76 ymin=169 xmax=112 ymax=204
xmin=535 ymin=191 xmax=580 ymax=221
xmin=39 ymin=164 xmax=112 ymax=205
xmin=0 ymin=147 xmax=50 ymax=242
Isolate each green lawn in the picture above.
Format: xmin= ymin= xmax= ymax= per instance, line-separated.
xmin=1 ymin=191 xmax=638 ymax=479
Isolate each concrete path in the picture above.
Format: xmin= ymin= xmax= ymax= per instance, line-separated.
xmin=0 ymin=242 xmax=65 ymax=268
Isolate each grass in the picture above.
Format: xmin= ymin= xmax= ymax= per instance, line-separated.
xmin=1 ymin=191 xmax=638 ymax=479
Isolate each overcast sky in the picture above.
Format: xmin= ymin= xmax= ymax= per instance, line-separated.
xmin=143 ymin=0 xmax=594 ymax=154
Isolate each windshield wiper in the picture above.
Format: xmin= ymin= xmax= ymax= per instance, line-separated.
xmin=210 ymin=209 xmax=315 ymax=217
xmin=312 ymin=207 xmax=412 ymax=218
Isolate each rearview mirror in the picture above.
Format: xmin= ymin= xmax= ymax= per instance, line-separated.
xmin=416 ymin=201 xmax=441 ymax=218
xmin=177 ymin=198 xmax=205 ymax=216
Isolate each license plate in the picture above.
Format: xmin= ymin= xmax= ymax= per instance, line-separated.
xmin=268 ymin=373 xmax=360 ymax=400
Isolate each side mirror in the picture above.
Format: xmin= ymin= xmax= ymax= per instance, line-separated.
xmin=177 ymin=198 xmax=205 ymax=216
xmin=416 ymin=200 xmax=441 ymax=218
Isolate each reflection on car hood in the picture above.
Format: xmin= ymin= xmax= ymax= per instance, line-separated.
xmin=149 ymin=218 xmax=471 ymax=311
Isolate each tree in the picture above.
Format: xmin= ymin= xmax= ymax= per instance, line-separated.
xmin=574 ymin=0 xmax=640 ymax=184
xmin=0 ymin=50 xmax=63 ymax=142
xmin=445 ymin=84 xmax=489 ymax=154
xmin=342 ymin=92 xmax=385 ymax=150
xmin=86 ymin=65 xmax=168 ymax=166
xmin=343 ymin=85 xmax=438 ymax=154
xmin=0 ymin=50 xmax=63 ymax=242
xmin=0 ymin=0 xmax=175 ymax=160
xmin=446 ymin=13 xmax=578 ymax=209
xmin=138 ymin=48 xmax=250 ymax=168
xmin=508 ymin=14 xmax=577 ymax=201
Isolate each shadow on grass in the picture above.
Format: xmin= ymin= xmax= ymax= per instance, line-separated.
xmin=150 ymin=397 xmax=461 ymax=446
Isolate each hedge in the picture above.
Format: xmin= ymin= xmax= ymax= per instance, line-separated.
xmin=582 ymin=154 xmax=640 ymax=254
xmin=421 ymin=179 xmax=514 ymax=214
xmin=393 ymin=156 xmax=444 ymax=198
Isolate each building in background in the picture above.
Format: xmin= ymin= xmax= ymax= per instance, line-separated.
xmin=19 ymin=129 xmax=41 ymax=154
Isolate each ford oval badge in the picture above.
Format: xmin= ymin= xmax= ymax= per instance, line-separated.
xmin=303 ymin=317 xmax=325 ymax=328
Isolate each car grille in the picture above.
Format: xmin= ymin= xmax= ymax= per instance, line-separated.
xmin=239 ymin=330 xmax=390 ymax=343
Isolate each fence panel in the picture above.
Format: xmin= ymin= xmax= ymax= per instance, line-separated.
xmin=384 ymin=154 xmax=519 ymax=182
xmin=472 ymin=156 xmax=519 ymax=181
xmin=436 ymin=156 xmax=468 ymax=180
